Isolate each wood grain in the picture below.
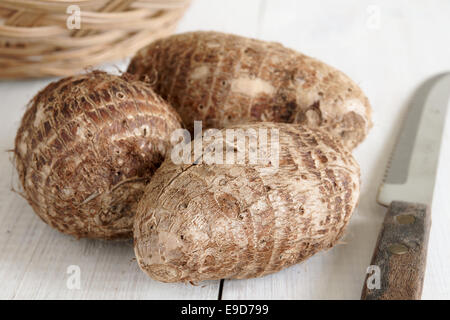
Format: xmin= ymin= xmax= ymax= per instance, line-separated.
xmin=361 ymin=201 xmax=431 ymax=300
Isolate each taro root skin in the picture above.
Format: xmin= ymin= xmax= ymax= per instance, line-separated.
xmin=128 ymin=31 xmax=372 ymax=150
xmin=134 ymin=123 xmax=360 ymax=282
xmin=14 ymin=71 xmax=182 ymax=239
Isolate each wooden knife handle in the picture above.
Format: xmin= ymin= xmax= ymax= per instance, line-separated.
xmin=361 ymin=201 xmax=431 ymax=300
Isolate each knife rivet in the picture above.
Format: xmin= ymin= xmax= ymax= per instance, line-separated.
xmin=396 ymin=214 xmax=416 ymax=225
xmin=388 ymin=243 xmax=409 ymax=255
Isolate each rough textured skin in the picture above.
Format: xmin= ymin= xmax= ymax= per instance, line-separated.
xmin=128 ymin=31 xmax=372 ymax=150
xmin=14 ymin=71 xmax=182 ymax=239
xmin=134 ymin=123 xmax=360 ymax=282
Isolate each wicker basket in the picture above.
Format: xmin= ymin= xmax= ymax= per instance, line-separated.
xmin=0 ymin=0 xmax=190 ymax=79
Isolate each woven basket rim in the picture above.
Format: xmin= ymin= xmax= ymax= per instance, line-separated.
xmin=0 ymin=0 xmax=191 ymax=79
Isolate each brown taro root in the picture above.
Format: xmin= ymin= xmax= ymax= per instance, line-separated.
xmin=128 ymin=31 xmax=372 ymax=150
xmin=14 ymin=71 xmax=182 ymax=239
xmin=134 ymin=123 xmax=360 ymax=282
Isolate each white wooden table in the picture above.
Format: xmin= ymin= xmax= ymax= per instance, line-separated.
xmin=1 ymin=0 xmax=450 ymax=299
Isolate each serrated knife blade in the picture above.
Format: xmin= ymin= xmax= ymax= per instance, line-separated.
xmin=378 ymin=73 xmax=450 ymax=206
xmin=362 ymin=73 xmax=450 ymax=300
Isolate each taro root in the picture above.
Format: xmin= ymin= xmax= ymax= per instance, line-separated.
xmin=128 ymin=31 xmax=372 ymax=150
xmin=134 ymin=123 xmax=360 ymax=282
xmin=14 ymin=71 xmax=182 ymax=239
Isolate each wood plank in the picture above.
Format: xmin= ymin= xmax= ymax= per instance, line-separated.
xmin=176 ymin=0 xmax=263 ymax=38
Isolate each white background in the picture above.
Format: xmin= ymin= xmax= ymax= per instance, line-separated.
xmin=1 ymin=0 xmax=450 ymax=299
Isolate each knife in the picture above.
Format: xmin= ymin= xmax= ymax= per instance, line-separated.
xmin=361 ymin=73 xmax=450 ymax=300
